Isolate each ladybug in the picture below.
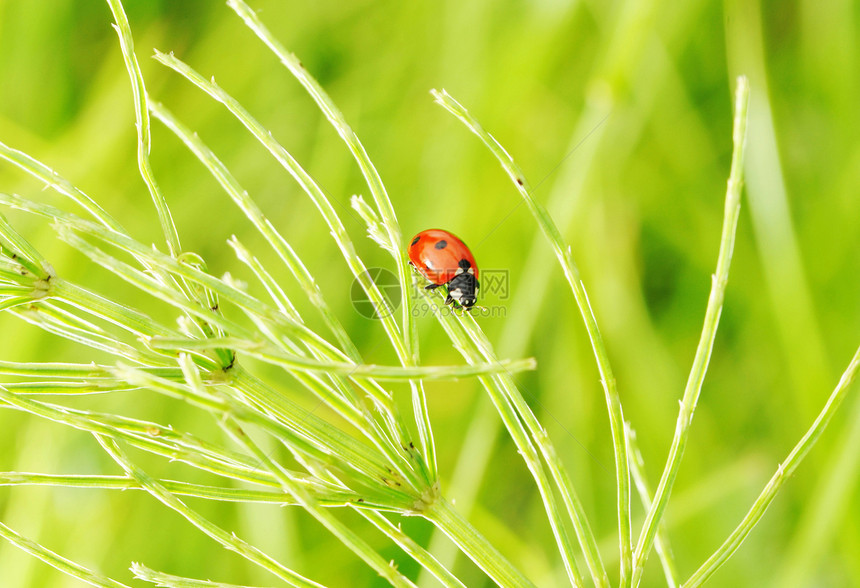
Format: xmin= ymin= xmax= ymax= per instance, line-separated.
xmin=408 ymin=229 xmax=479 ymax=309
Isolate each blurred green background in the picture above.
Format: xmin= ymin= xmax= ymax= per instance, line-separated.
xmin=1 ymin=0 xmax=858 ymax=586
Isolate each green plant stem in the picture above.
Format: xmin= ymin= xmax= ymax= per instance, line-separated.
xmin=153 ymin=48 xmax=437 ymax=484
xmin=0 ymin=141 xmax=122 ymax=232
xmin=132 ymin=563 xmax=267 ymax=588
xmin=105 ymin=0 xmax=180 ymax=256
xmin=0 ymin=212 xmax=49 ymax=276
xmin=0 ymin=386 xmax=294 ymax=489
xmin=419 ymin=291 xmax=585 ymax=587
xmin=632 ymin=76 xmax=750 ymax=586
xmin=0 ymin=521 xmax=131 ymax=588
xmin=145 ymin=104 xmax=429 ymax=483
xmin=210 ymin=397 xmax=417 ymax=587
xmin=224 ymin=0 xmax=436 ymax=482
xmin=0 ymin=472 xmax=358 ymax=505
xmin=148 ymin=102 xmax=361 ymax=363
xmin=152 ymin=50 xmax=409 ymax=368
xmin=425 ymin=498 xmax=536 ymax=588
xmin=147 ymin=336 xmax=535 ymax=380
xmin=95 ymin=435 xmax=325 ymax=588
xmin=684 ymin=345 xmax=860 ymax=586
xmin=460 ymin=309 xmax=608 ymax=586
xmin=359 ymin=509 xmax=465 ymax=588
xmin=431 ymin=90 xmax=613 ymax=587
xmin=625 ymin=423 xmax=680 ymax=587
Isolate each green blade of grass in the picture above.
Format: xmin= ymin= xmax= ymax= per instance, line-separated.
xmin=625 ymin=423 xmax=680 ymax=587
xmin=684 ymin=345 xmax=860 ymax=586
xmin=425 ymin=498 xmax=537 ymax=588
xmin=223 ymin=0 xmax=435 ymax=480
xmin=0 ymin=472 xmax=362 ymax=506
xmin=215 ymin=413 xmax=416 ymax=588
xmin=0 ymin=521 xmax=130 ymax=588
xmin=149 ymin=101 xmax=361 ymax=363
xmin=95 ymin=435 xmax=326 ymax=588
xmin=104 ymin=0 xmax=180 ymax=256
xmin=412 ymin=288 xmax=583 ymax=585
xmin=358 ymin=509 xmax=466 ymax=588
xmin=147 ymin=335 xmax=536 ymax=380
xmin=632 ymin=76 xmax=750 ymax=585
xmin=430 ymin=90 xmax=611 ymax=587
xmin=132 ymin=562 xmax=271 ymax=588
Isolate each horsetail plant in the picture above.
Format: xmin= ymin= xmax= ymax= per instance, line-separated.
xmin=1 ymin=1 xmax=859 ymax=587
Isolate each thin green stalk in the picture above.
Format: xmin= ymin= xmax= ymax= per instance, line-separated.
xmin=0 ymin=521 xmax=130 ymax=588
xmin=0 ymin=296 xmax=33 ymax=313
xmin=95 ymin=435 xmax=325 ymax=588
xmin=0 ymin=140 xmax=122 ymax=232
xmin=115 ymin=362 xmax=418 ymax=504
xmin=3 ymin=382 xmax=139 ymax=395
xmin=0 ymin=213 xmax=49 ymax=277
xmin=132 ymin=563 xmax=266 ymax=588
xmin=132 ymin=563 xmax=268 ymax=588
xmin=425 ymin=498 xmax=536 ymax=588
xmin=215 ymin=414 xmax=415 ymax=588
xmin=54 ymin=280 xmax=175 ymax=339
xmin=0 ymin=387 xmax=285 ymax=488
xmin=684 ymin=345 xmax=860 ymax=586
xmin=431 ymin=91 xmax=612 ymax=587
xmin=152 ymin=51 xmax=409 ymax=366
xmin=461 ymin=312 xmax=607 ymax=588
xmin=0 ymin=361 xmax=179 ymax=379
xmin=148 ymin=336 xmax=535 ymax=380
xmin=418 ymin=291 xmax=584 ymax=587
xmin=152 ymin=50 xmax=437 ymax=483
xmin=0 ymin=472 xmax=361 ymax=505
xmin=0 ymin=137 xmax=176 ymax=295
xmin=632 ymin=76 xmax=750 ymax=585
xmin=230 ymin=369 xmax=421 ymax=500
xmin=625 ymin=423 xmax=680 ymax=587
xmin=12 ymin=302 xmax=151 ymax=364
xmin=124 ymin=356 xmax=421 ymax=506
xmin=105 ymin=0 xmax=180 ymax=255
xmin=359 ymin=509 xmax=466 ymax=588
xmin=149 ymin=101 xmax=360 ymax=362
xmin=224 ymin=0 xmax=434 ymax=481
xmin=226 ymin=236 xmax=301 ymax=322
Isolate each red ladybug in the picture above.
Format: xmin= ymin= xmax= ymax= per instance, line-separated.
xmin=408 ymin=229 xmax=479 ymax=309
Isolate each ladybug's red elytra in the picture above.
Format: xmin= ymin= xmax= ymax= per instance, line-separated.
xmin=408 ymin=229 xmax=479 ymax=309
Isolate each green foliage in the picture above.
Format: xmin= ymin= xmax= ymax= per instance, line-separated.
xmin=1 ymin=1 xmax=859 ymax=587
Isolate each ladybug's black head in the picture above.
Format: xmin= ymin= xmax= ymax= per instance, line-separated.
xmin=446 ymin=272 xmax=479 ymax=309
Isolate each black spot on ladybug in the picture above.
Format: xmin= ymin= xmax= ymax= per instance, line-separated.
xmin=458 ymin=258 xmax=471 ymax=269
xmin=411 ymin=236 xmax=420 ymax=246
xmin=434 ymin=240 xmax=448 ymax=250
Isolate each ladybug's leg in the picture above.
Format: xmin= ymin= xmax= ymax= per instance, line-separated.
xmin=424 ymin=284 xmax=442 ymax=291
xmin=444 ymin=294 xmax=454 ymax=305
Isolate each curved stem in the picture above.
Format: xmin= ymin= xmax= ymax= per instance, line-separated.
xmin=425 ymin=498 xmax=536 ymax=588
xmin=684 ymin=345 xmax=860 ymax=586
xmin=632 ymin=76 xmax=750 ymax=585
